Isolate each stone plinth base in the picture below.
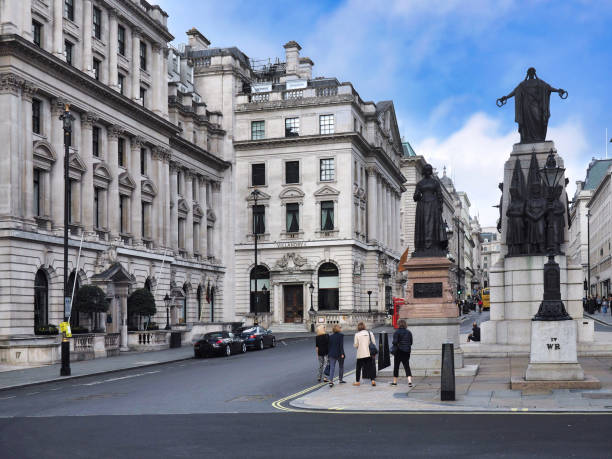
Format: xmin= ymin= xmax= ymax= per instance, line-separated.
xmin=511 ymin=376 xmax=601 ymax=391
xmin=400 ymin=256 xmax=457 ymax=319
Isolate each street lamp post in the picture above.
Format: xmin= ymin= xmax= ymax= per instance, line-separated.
xmin=309 ymin=282 xmax=315 ymax=312
xmin=534 ymin=151 xmax=571 ymax=321
xmin=164 ymin=293 xmax=171 ymax=330
xmin=367 ymin=290 xmax=372 ymax=313
xmin=60 ymin=104 xmax=74 ymax=377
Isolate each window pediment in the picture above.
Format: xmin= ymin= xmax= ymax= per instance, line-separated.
xmin=177 ymin=198 xmax=190 ymax=216
xmin=68 ymin=152 xmax=87 ymax=179
xmin=279 ymin=187 xmax=305 ymax=202
xmin=33 ymin=140 xmax=56 ymax=171
xmin=193 ymin=203 xmax=204 ymax=219
xmin=246 ymin=190 xmax=271 ymax=202
xmin=141 ymin=178 xmax=158 ymax=198
xmin=118 ymin=171 xmax=136 ymax=195
xmin=93 ymin=162 xmax=112 ymax=187
xmin=314 ymin=185 xmax=340 ymax=198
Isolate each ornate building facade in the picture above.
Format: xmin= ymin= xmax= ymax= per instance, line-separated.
xmin=0 ymin=0 xmax=231 ymax=364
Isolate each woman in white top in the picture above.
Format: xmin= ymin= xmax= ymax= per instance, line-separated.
xmin=353 ymin=321 xmax=376 ymax=386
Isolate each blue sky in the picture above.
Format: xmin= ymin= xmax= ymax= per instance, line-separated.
xmin=157 ymin=0 xmax=612 ymax=225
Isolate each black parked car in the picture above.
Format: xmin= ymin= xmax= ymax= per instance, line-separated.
xmin=193 ymin=331 xmax=246 ymax=358
xmin=239 ymin=326 xmax=276 ymax=350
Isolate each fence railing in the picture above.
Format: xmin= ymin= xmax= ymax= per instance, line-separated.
xmin=316 ymin=86 xmax=338 ymax=97
xmin=105 ymin=333 xmax=120 ymax=349
xmin=73 ymin=334 xmax=94 ymax=352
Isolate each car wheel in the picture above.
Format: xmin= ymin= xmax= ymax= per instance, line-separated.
xmin=225 ymin=345 xmax=231 ymax=357
xmin=194 ymin=351 xmax=200 ymax=359
xmin=241 ymin=343 xmax=247 ymax=353
xmin=259 ymin=339 xmax=264 ymax=350
xmin=271 ymin=337 xmax=276 ymax=348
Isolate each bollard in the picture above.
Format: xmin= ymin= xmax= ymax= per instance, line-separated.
xmin=378 ymin=332 xmax=390 ymax=370
xmin=383 ymin=332 xmax=391 ymax=368
xmin=440 ymin=342 xmax=455 ymax=401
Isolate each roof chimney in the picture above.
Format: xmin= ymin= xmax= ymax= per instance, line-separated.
xmin=186 ymin=28 xmax=210 ymax=51
xmin=298 ymin=57 xmax=314 ymax=80
xmin=284 ymin=40 xmax=301 ymax=76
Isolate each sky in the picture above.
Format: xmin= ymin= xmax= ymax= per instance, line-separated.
xmin=156 ymin=0 xmax=612 ymax=226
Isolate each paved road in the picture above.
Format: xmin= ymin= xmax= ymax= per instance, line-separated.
xmin=1 ymin=331 xmax=610 ymax=458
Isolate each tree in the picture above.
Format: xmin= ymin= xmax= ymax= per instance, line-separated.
xmin=128 ymin=288 xmax=156 ymax=330
xmin=72 ymin=285 xmax=110 ymax=332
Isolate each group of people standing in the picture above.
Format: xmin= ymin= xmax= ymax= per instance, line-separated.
xmin=315 ymin=320 xmax=414 ymax=388
xmin=584 ymin=295 xmax=612 ymax=315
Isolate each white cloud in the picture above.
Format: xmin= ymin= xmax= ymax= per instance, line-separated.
xmin=413 ymin=113 xmax=589 ymax=227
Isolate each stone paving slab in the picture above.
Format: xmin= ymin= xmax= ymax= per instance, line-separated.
xmin=585 ymin=311 xmax=612 ymax=326
xmin=290 ymin=357 xmax=612 ymax=412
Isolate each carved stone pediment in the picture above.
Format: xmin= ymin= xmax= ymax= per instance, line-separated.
xmin=246 ymin=190 xmax=271 ymax=202
xmin=33 ymin=140 xmax=56 ymax=170
xmin=141 ymin=178 xmax=158 ymax=197
xmin=68 ymin=152 xmax=87 ymax=177
xmin=279 ymin=187 xmax=305 ymax=200
xmin=314 ymin=185 xmax=340 ymax=198
xmin=273 ymin=252 xmax=309 ymax=272
xmin=118 ymin=171 xmax=136 ymax=190
xmin=177 ymin=198 xmax=190 ymax=215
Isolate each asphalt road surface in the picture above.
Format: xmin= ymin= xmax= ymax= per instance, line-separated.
xmin=1 ymin=333 xmax=611 ymax=458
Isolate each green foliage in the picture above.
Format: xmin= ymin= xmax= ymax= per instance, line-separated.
xmin=71 ymin=325 xmax=90 ymax=334
xmin=73 ymin=285 xmax=110 ymax=313
xmin=128 ymin=288 xmax=156 ymax=317
xmin=35 ymin=324 xmax=58 ymax=335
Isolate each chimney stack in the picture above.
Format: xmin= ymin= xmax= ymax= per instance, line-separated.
xmin=186 ymin=28 xmax=210 ymax=52
xmin=298 ymin=57 xmax=314 ymax=80
xmin=284 ymin=41 xmax=301 ymax=76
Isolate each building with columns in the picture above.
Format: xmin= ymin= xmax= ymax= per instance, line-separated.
xmin=182 ymin=39 xmax=405 ymax=331
xmin=0 ymin=0 xmax=231 ymax=364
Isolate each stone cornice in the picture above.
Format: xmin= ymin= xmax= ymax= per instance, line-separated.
xmin=236 ymin=94 xmax=355 ymax=113
xmin=170 ymin=135 xmax=230 ymax=172
xmin=0 ymin=35 xmax=179 ymax=137
xmin=100 ymin=0 xmax=173 ymax=42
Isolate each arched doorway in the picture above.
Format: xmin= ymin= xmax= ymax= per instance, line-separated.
xmin=318 ymin=262 xmax=339 ymax=310
xmin=68 ymin=271 xmax=81 ymax=328
xmin=250 ymin=265 xmax=270 ymax=313
xmin=34 ymin=269 xmax=48 ymax=333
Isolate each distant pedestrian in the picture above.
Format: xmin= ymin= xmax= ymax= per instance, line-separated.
xmin=596 ymin=295 xmax=602 ymax=313
xmin=603 ymin=297 xmax=609 ymax=315
xmin=467 ymin=322 xmax=481 ymax=342
xmin=353 ymin=322 xmax=377 ymax=387
xmin=327 ymin=324 xmax=345 ymax=387
xmin=391 ymin=319 xmax=413 ymax=388
xmin=315 ymin=325 xmax=329 ymax=383
xmin=478 ymin=298 xmax=483 ymax=313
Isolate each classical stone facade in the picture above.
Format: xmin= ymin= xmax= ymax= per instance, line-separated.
xmin=480 ymin=226 xmax=501 ymax=288
xmin=0 ymin=1 xmax=231 ymax=364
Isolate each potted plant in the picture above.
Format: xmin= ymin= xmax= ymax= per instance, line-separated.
xmin=128 ymin=288 xmax=157 ymax=330
xmin=72 ymin=285 xmax=110 ymax=332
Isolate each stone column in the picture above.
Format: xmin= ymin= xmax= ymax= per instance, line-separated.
xmin=130 ymin=136 xmax=144 ymax=245
xmin=150 ymin=147 xmax=162 ymax=246
xmin=162 ymin=151 xmax=171 ymax=247
xmin=52 ymin=0 xmax=64 ymax=58
xmin=21 ymin=81 xmax=37 ymax=225
xmin=212 ymin=181 xmax=221 ymax=262
xmin=380 ymin=182 xmax=387 ymax=247
xmin=131 ymin=27 xmax=141 ymax=102
xmin=50 ymin=98 xmax=66 ymax=230
xmin=366 ymin=167 xmax=377 ymax=243
xmin=185 ymin=171 xmax=194 ymax=256
xmin=0 ymin=75 xmax=22 ymax=218
xmin=108 ymin=9 xmax=118 ymax=89
xmin=376 ymin=176 xmax=383 ymax=247
xmin=118 ymin=287 xmax=129 ymax=351
xmin=199 ymin=177 xmax=208 ymax=259
xmin=107 ymin=125 xmax=123 ymax=240
xmin=80 ymin=112 xmax=97 ymax=235
xmin=169 ymin=162 xmax=178 ymax=250
xmin=82 ymin=0 xmax=93 ymax=75
xmin=162 ymin=47 xmax=169 ymax=118
xmin=151 ymin=42 xmax=162 ymax=115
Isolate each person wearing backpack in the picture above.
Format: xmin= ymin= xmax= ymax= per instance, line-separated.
xmin=391 ymin=319 xmax=413 ymax=388
xmin=353 ymin=321 xmax=377 ymax=387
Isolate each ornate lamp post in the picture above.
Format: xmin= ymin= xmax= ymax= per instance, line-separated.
xmin=164 ymin=293 xmax=171 ymax=330
xmin=367 ymin=290 xmax=372 ymax=313
xmin=60 ymin=104 xmax=74 ymax=377
xmin=534 ymin=151 xmax=571 ymax=321
xmin=309 ymin=282 xmax=315 ymax=312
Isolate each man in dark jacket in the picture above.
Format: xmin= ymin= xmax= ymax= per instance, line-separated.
xmin=391 ymin=319 xmax=413 ymax=387
xmin=467 ymin=322 xmax=481 ymax=342
xmin=327 ymin=325 xmax=345 ymax=387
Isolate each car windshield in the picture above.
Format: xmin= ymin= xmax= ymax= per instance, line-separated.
xmin=205 ymin=332 xmax=225 ymax=339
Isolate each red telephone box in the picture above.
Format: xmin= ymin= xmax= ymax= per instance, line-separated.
xmin=392 ymin=297 xmax=405 ymax=328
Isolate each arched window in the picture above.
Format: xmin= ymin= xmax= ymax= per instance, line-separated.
xmin=144 ymin=278 xmax=152 ymax=292
xmin=68 ymin=271 xmax=80 ymax=327
xmin=250 ymin=265 xmax=270 ymax=313
xmin=197 ymin=285 xmax=203 ymax=322
xmin=34 ymin=269 xmax=48 ymax=332
xmin=318 ymin=263 xmax=339 ymax=310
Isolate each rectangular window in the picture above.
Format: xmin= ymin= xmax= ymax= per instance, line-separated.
xmin=251 ymin=163 xmax=265 ymax=186
xmin=286 ymin=203 xmax=299 ymax=233
xmin=64 ymin=0 xmax=74 ymax=21
xmin=140 ymin=148 xmax=147 ymax=175
xmin=65 ymin=40 xmax=73 ymax=66
xmin=320 ymin=158 xmax=335 ymax=181
xmin=285 ymin=161 xmax=299 ymax=184
xmin=177 ymin=171 xmax=182 ymax=195
xmin=178 ymin=218 xmax=185 ymax=249
xmin=117 ymin=74 xmax=125 ymax=95
xmin=253 ymin=205 xmax=265 ymax=234
xmin=321 ymin=201 xmax=334 ymax=231
xmin=319 ymin=114 xmax=334 ymax=134
xmin=32 ymin=99 xmax=41 ymax=134
xmin=285 ymin=117 xmax=299 ymax=137
xmin=118 ymin=138 xmax=125 ymax=167
xmin=119 ymin=195 xmax=125 ymax=233
xmin=251 ymin=120 xmax=265 ymax=140
xmin=93 ymin=58 xmax=101 ymax=80
xmin=93 ymin=6 xmax=102 ymax=39
xmin=33 ymin=169 xmax=40 ymax=216
xmin=118 ymin=25 xmax=125 ymax=56
xmin=140 ymin=41 xmax=147 ymax=70
xmin=94 ymin=188 xmax=100 ymax=228
xmin=139 ymin=87 xmax=146 ymax=107
xmin=32 ymin=20 xmax=42 ymax=47
xmin=92 ymin=126 xmax=100 ymax=157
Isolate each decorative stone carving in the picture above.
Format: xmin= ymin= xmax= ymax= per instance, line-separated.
xmin=108 ymin=125 xmax=124 ymax=139
xmin=525 ymin=153 xmax=547 ymax=254
xmin=0 ymin=73 xmax=23 ymax=95
xmin=506 ymin=158 xmax=526 ymax=256
xmin=20 ymin=80 xmax=38 ymax=101
xmin=130 ymin=136 xmax=145 ymax=149
xmin=273 ymin=252 xmax=308 ymax=272
xmin=81 ymin=112 xmax=99 ymax=129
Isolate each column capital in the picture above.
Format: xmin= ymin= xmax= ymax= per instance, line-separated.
xmin=81 ymin=112 xmax=99 ymax=128
xmin=366 ymin=165 xmax=378 ymax=175
xmin=51 ymin=97 xmax=68 ymax=115
xmin=152 ymin=41 xmax=162 ymax=52
xmin=20 ymin=80 xmax=38 ymax=101
xmin=132 ymin=26 xmax=143 ymax=38
xmin=163 ymin=47 xmax=170 ymax=58
xmin=0 ymin=73 xmax=24 ymax=96
xmin=130 ymin=136 xmax=146 ymax=149
xmin=108 ymin=124 xmax=125 ymax=139
xmin=109 ymin=8 xmax=119 ymax=19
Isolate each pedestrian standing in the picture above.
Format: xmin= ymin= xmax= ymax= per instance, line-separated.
xmin=353 ymin=322 xmax=377 ymax=387
xmin=603 ymin=296 xmax=609 ymax=315
xmin=315 ymin=325 xmax=329 ymax=383
xmin=327 ymin=324 xmax=345 ymax=387
xmin=596 ymin=295 xmax=602 ymax=313
xmin=391 ymin=319 xmax=413 ymax=388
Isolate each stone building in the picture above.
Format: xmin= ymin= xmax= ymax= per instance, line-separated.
xmin=0 ymin=1 xmax=230 ymax=364
xmin=479 ymin=226 xmax=501 ymax=288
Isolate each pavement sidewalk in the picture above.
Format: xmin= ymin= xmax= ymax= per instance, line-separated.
xmin=0 ymin=332 xmax=314 ymax=392
xmin=290 ymin=356 xmax=612 ymax=412
xmin=585 ymin=310 xmax=612 ymax=326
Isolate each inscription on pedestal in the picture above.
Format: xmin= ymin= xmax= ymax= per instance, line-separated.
xmin=414 ymin=282 xmax=443 ymax=298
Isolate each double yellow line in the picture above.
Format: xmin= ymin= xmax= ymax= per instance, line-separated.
xmin=272 ymin=370 xmax=356 ymax=411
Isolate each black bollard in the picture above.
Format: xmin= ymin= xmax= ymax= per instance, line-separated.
xmin=60 ymin=338 xmax=71 ymax=376
xmin=440 ymin=343 xmax=455 ymax=401
xmin=383 ymin=332 xmax=391 ymax=368
xmin=378 ymin=332 xmax=385 ymax=370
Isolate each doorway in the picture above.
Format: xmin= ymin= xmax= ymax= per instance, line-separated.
xmin=283 ymin=285 xmax=303 ymax=323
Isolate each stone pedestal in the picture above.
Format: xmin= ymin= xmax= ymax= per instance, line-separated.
xmin=525 ymin=320 xmax=584 ymax=381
